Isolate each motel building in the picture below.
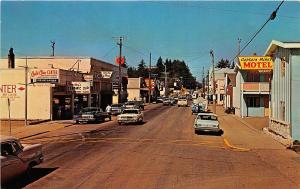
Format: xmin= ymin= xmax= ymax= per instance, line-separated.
xmin=233 ymin=56 xmax=272 ymax=117
xmin=264 ymin=40 xmax=300 ymax=145
xmin=0 ymin=55 xmax=127 ymax=122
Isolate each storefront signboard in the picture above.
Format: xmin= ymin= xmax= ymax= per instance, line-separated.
xmin=101 ymin=71 xmax=113 ymax=79
xmin=30 ymin=69 xmax=60 ymax=83
xmin=84 ymin=74 xmax=94 ymax=86
xmin=238 ymin=56 xmax=273 ymax=70
xmin=67 ymin=82 xmax=91 ymax=94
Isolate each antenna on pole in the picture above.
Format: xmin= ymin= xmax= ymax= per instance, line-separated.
xmin=51 ymin=40 xmax=55 ymax=56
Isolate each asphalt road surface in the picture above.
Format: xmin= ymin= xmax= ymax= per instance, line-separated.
xmin=3 ymin=104 xmax=300 ymax=189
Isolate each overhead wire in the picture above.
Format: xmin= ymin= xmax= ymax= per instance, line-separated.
xmin=230 ymin=0 xmax=285 ymax=63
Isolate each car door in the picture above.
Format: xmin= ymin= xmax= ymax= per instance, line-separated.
xmin=1 ymin=142 xmax=27 ymax=182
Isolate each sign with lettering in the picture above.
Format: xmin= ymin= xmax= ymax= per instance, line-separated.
xmin=67 ymin=82 xmax=91 ymax=94
xmin=101 ymin=71 xmax=113 ymax=79
xmin=239 ymin=56 xmax=273 ymax=70
xmin=0 ymin=84 xmax=24 ymax=100
xmin=238 ymin=56 xmax=273 ymax=70
xmin=30 ymin=69 xmax=60 ymax=83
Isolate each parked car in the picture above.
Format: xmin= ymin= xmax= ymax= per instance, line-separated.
xmin=177 ymin=98 xmax=188 ymax=107
xmin=194 ymin=113 xmax=221 ymax=135
xmin=1 ymin=135 xmax=43 ymax=183
xmin=135 ymin=100 xmax=145 ymax=110
xmin=191 ymin=103 xmax=206 ymax=114
xmin=111 ymin=103 xmax=124 ymax=115
xmin=117 ymin=109 xmax=144 ymax=125
xmin=124 ymin=101 xmax=139 ymax=109
xmin=170 ymin=97 xmax=177 ymax=105
xmin=156 ymin=97 xmax=164 ymax=103
xmin=74 ymin=107 xmax=111 ymax=124
xmin=163 ymin=98 xmax=171 ymax=106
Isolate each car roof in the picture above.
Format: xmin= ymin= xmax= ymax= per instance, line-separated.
xmin=197 ymin=113 xmax=218 ymax=117
xmin=1 ymin=135 xmax=18 ymax=143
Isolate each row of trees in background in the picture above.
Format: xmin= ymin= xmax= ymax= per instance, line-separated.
xmin=127 ymin=57 xmax=198 ymax=89
xmin=127 ymin=57 xmax=233 ymax=90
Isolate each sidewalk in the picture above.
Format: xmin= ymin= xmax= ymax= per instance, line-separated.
xmin=0 ymin=120 xmax=75 ymax=139
xmin=211 ymin=105 xmax=285 ymax=150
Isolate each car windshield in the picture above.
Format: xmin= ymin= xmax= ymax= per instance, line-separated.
xmin=81 ymin=107 xmax=100 ymax=113
xmin=125 ymin=102 xmax=136 ymax=105
xmin=122 ymin=110 xmax=139 ymax=114
xmin=197 ymin=115 xmax=217 ymax=121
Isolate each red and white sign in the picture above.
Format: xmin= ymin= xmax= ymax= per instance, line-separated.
xmin=30 ymin=69 xmax=60 ymax=83
xmin=115 ymin=56 xmax=126 ymax=65
xmin=0 ymin=84 xmax=24 ymax=100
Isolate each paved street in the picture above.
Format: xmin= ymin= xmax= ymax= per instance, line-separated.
xmin=3 ymin=104 xmax=300 ymax=189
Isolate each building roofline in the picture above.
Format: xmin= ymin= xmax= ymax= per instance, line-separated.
xmin=264 ymin=40 xmax=300 ymax=56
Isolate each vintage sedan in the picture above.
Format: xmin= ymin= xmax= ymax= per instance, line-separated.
xmin=117 ymin=109 xmax=144 ymax=125
xmin=1 ymin=135 xmax=43 ymax=183
xmin=74 ymin=107 xmax=111 ymax=124
xmin=194 ymin=113 xmax=221 ymax=135
xmin=111 ymin=103 xmax=124 ymax=115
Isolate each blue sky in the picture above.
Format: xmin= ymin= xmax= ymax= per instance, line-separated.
xmin=1 ymin=1 xmax=300 ymax=80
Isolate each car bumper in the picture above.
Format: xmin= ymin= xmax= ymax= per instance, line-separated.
xmin=194 ymin=127 xmax=221 ymax=132
xmin=118 ymin=119 xmax=139 ymax=123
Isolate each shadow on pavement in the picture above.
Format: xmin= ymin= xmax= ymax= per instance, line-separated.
xmin=1 ymin=167 xmax=57 ymax=189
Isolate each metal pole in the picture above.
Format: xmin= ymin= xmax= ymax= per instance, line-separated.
xmin=8 ymin=98 xmax=11 ymax=136
xmin=148 ymin=52 xmax=151 ymax=104
xmin=210 ymin=50 xmax=216 ymax=114
xmin=117 ymin=37 xmax=123 ymax=103
xmin=164 ymin=64 xmax=167 ymax=96
xmin=25 ymin=56 xmax=28 ymax=126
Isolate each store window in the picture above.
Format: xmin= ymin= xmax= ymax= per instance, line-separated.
xmin=247 ymin=97 xmax=260 ymax=107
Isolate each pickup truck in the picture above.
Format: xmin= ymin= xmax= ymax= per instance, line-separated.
xmin=1 ymin=135 xmax=43 ymax=183
xmin=74 ymin=107 xmax=111 ymax=124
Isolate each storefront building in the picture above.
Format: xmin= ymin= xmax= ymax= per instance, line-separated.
xmin=127 ymin=77 xmax=148 ymax=102
xmin=264 ymin=40 xmax=300 ymax=145
xmin=233 ymin=56 xmax=272 ymax=117
xmin=0 ymin=56 xmax=126 ymax=121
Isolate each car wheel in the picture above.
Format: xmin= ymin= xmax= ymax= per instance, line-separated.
xmin=118 ymin=122 xmax=122 ymax=125
xmin=109 ymin=116 xmax=112 ymax=121
xmin=75 ymin=120 xmax=79 ymax=124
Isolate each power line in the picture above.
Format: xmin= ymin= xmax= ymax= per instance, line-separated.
xmin=230 ymin=0 xmax=285 ymax=63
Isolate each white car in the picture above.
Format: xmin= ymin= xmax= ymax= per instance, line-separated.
xmin=1 ymin=135 xmax=43 ymax=183
xmin=194 ymin=113 xmax=222 ymax=135
xmin=177 ymin=98 xmax=188 ymax=107
xmin=117 ymin=109 xmax=144 ymax=125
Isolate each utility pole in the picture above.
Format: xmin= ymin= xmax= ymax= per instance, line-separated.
xmin=202 ymin=66 xmax=205 ymax=98
xmin=51 ymin=40 xmax=55 ymax=56
xmin=210 ymin=50 xmax=216 ymax=114
xmin=237 ymin=38 xmax=242 ymax=63
xmin=207 ymin=69 xmax=209 ymax=100
xmin=19 ymin=56 xmax=29 ymax=126
xmin=148 ymin=52 xmax=152 ymax=104
xmin=164 ymin=64 xmax=168 ymax=96
xmin=117 ymin=37 xmax=123 ymax=103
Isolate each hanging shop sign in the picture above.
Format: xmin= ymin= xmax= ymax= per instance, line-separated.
xmin=67 ymin=82 xmax=91 ymax=94
xmin=238 ymin=56 xmax=273 ymax=70
xmin=83 ymin=74 xmax=93 ymax=82
xmin=30 ymin=69 xmax=60 ymax=83
xmin=101 ymin=71 xmax=113 ymax=79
